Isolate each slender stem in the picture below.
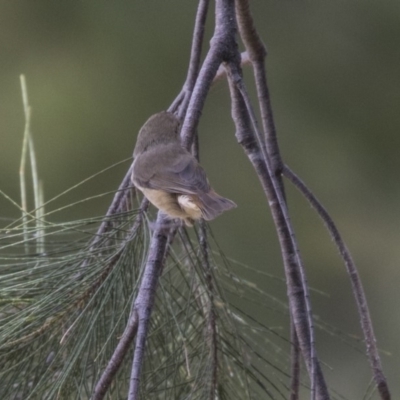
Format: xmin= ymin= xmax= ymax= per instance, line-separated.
xmin=186 ymin=0 xmax=210 ymax=91
xmin=27 ymin=135 xmax=44 ymax=254
xmin=234 ymin=1 xmax=311 ymax=395
xmin=168 ymin=91 xmax=185 ymax=114
xmin=177 ymin=0 xmax=210 ymax=120
xmin=128 ymin=214 xmax=171 ymax=400
xmin=225 ymin=63 xmax=329 ymax=399
xmin=290 ymin=315 xmax=300 ymax=400
xmin=283 ymin=165 xmax=391 ymax=400
xmin=80 ymin=167 xmax=147 ymax=272
xmin=92 ymin=167 xmax=135 ymax=244
xmin=180 ymin=47 xmax=223 ymax=150
xmin=235 ymin=0 xmax=283 ymax=178
xmin=92 ymin=310 xmax=139 ymax=400
xmin=180 ymin=0 xmax=237 ymax=150
xmin=90 ymin=213 xmax=145 ymax=399
xmin=19 ymin=75 xmax=31 ymax=254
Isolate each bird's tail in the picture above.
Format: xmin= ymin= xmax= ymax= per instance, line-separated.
xmin=196 ymin=190 xmax=236 ymax=221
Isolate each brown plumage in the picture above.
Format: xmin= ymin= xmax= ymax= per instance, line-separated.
xmin=131 ymin=111 xmax=236 ymax=226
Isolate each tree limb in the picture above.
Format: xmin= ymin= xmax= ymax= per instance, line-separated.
xmin=283 ymin=164 xmax=391 ymax=400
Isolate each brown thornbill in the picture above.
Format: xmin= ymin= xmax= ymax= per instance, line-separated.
xmin=131 ymin=111 xmax=236 ymax=226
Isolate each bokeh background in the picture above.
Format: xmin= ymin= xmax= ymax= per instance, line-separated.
xmin=1 ymin=1 xmax=399 ymax=398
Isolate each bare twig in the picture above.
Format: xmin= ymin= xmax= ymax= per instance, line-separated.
xmin=89 ymin=212 xmax=145 ymax=400
xmin=128 ymin=214 xmax=171 ymax=400
xmin=235 ymin=0 xmax=283 ymax=179
xmin=283 ymin=165 xmax=391 ymax=400
xmin=233 ymin=5 xmax=302 ymax=393
xmin=225 ymin=61 xmax=329 ymax=398
xmin=238 ymin=78 xmax=317 ymax=399
xmin=175 ymin=0 xmax=210 ymax=120
xmin=290 ymin=317 xmax=301 ymax=400
xmin=89 ymin=167 xmax=135 ymax=247
xmin=180 ymin=0 xmax=237 ymax=150
xmin=92 ymin=310 xmax=139 ymax=400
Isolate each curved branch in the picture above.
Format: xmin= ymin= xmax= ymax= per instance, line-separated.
xmin=233 ymin=6 xmax=302 ymax=393
xmin=283 ymin=164 xmax=391 ymax=400
xmin=180 ymin=0 xmax=237 ymax=150
xmin=235 ymin=0 xmax=283 ymax=179
xmin=92 ymin=310 xmax=139 ymax=400
xmin=169 ymin=0 xmax=210 ymax=117
xmin=92 ymin=166 xmax=134 ymax=243
xmin=177 ymin=0 xmax=210 ymax=120
xmin=234 ymin=8 xmax=304 ymax=395
xmin=90 ymin=211 xmax=146 ymax=400
xmin=185 ymin=0 xmax=210 ymax=90
xmin=225 ymin=62 xmax=329 ymax=399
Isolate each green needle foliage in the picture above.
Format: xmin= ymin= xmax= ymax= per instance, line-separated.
xmin=0 ymin=196 xmax=147 ymax=399
xmin=0 ymin=172 xmax=300 ymax=399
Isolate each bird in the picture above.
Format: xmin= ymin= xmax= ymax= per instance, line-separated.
xmin=131 ymin=111 xmax=236 ymax=226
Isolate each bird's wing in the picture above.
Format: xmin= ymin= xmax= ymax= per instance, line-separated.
xmin=133 ymin=144 xmax=210 ymax=194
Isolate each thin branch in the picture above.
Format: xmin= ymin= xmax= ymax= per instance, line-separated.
xmin=90 ymin=212 xmax=145 ymax=400
xmin=169 ymin=0 xmax=210 ymax=116
xmin=180 ymin=0 xmax=237 ymax=150
xmin=92 ymin=310 xmax=139 ymax=400
xmin=234 ymin=1 xmax=307 ymax=396
xmin=168 ymin=91 xmax=185 ymax=115
xmin=175 ymin=0 xmax=210 ymax=120
xmin=91 ymin=167 xmax=136 ymax=244
xmin=225 ymin=61 xmax=329 ymax=399
xmin=290 ymin=316 xmax=300 ymax=400
xmin=185 ymin=0 xmax=210 ymax=92
xmin=80 ymin=169 xmax=146 ymax=272
xmin=283 ymin=165 xmax=391 ymax=400
xmin=128 ymin=214 xmax=171 ymax=400
xmin=235 ymin=0 xmax=283 ymax=179
xmin=234 ymin=6 xmax=302 ymax=391
xmin=236 ymin=77 xmax=317 ymax=399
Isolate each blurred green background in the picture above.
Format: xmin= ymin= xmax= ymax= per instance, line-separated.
xmin=1 ymin=1 xmax=399 ymax=398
